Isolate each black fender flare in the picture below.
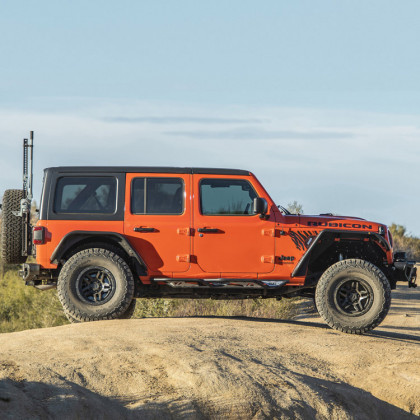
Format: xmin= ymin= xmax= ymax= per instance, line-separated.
xmin=50 ymin=231 xmax=147 ymax=276
xmin=292 ymin=229 xmax=390 ymax=278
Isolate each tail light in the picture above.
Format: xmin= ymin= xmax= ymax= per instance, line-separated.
xmin=33 ymin=226 xmax=45 ymax=245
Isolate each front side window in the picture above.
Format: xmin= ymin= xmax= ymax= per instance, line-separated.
xmin=54 ymin=176 xmax=117 ymax=214
xmin=131 ymin=177 xmax=184 ymax=215
xmin=200 ymin=179 xmax=258 ymax=215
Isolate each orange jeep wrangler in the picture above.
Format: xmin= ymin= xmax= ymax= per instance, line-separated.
xmin=1 ymin=133 xmax=417 ymax=333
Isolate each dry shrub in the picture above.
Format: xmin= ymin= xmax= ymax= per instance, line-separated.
xmin=389 ymin=224 xmax=420 ymax=261
xmin=0 ymin=265 xmax=298 ymax=333
xmin=133 ymin=296 xmax=298 ymax=320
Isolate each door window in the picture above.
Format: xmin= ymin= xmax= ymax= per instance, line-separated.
xmin=131 ymin=177 xmax=184 ymax=215
xmin=200 ymin=179 xmax=257 ymax=215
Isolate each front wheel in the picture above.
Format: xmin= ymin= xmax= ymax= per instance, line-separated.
xmin=315 ymin=259 xmax=391 ymax=334
xmin=57 ymin=248 xmax=135 ymax=322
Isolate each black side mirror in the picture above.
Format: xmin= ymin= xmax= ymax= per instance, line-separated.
xmin=252 ymin=197 xmax=268 ymax=216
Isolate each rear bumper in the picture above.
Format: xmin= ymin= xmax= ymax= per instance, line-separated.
xmin=19 ymin=263 xmax=40 ymax=283
xmin=19 ymin=263 xmax=56 ymax=288
xmin=391 ymin=254 xmax=417 ymax=288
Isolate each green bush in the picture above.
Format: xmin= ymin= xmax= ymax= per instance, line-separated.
xmin=0 ymin=266 xmax=68 ymax=333
xmin=0 ymin=265 xmax=298 ymax=333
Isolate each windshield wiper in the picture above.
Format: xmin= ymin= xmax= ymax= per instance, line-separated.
xmin=278 ymin=205 xmax=291 ymax=215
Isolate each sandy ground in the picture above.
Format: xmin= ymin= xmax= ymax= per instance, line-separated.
xmin=0 ymin=284 xmax=419 ymax=419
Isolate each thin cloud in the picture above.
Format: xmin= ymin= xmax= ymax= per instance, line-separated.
xmin=0 ymin=105 xmax=419 ymax=235
xmin=103 ymin=116 xmax=266 ymax=124
xmin=165 ymin=128 xmax=354 ymax=140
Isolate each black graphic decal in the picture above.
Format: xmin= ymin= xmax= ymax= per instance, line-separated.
xmin=289 ymin=230 xmax=319 ymax=251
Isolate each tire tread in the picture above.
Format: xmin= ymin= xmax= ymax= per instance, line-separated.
xmin=57 ymin=248 xmax=135 ymax=322
xmin=315 ymin=259 xmax=391 ymax=334
xmin=1 ymin=189 xmax=26 ymax=264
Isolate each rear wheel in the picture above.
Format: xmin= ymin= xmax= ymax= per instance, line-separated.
xmin=57 ymin=248 xmax=135 ymax=322
xmin=0 ymin=189 xmax=26 ymax=264
xmin=315 ymin=259 xmax=391 ymax=334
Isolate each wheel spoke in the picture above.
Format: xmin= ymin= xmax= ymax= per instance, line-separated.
xmin=77 ymin=267 xmax=115 ymax=304
xmin=336 ymin=279 xmax=372 ymax=315
xmin=343 ymin=302 xmax=353 ymax=310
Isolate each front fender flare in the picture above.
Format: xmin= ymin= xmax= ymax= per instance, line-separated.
xmin=292 ymin=229 xmax=390 ymax=278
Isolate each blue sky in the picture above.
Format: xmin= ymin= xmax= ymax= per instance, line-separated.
xmin=1 ymin=1 xmax=419 ymax=235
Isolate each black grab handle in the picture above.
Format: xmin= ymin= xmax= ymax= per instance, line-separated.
xmin=197 ymin=228 xmax=219 ymax=233
xmin=134 ymin=227 xmax=156 ymax=233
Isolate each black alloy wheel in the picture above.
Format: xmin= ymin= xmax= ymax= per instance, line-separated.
xmin=334 ymin=279 xmax=373 ymax=316
xmin=76 ymin=266 xmax=116 ymax=305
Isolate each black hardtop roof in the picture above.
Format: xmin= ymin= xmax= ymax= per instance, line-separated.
xmin=45 ymin=167 xmax=251 ymax=176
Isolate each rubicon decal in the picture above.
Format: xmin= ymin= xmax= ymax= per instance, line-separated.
xmin=289 ymin=230 xmax=319 ymax=251
xmin=307 ymin=221 xmax=373 ymax=229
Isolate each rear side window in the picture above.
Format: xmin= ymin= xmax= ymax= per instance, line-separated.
xmin=54 ymin=176 xmax=117 ymax=214
xmin=131 ymin=177 xmax=184 ymax=215
xmin=200 ymin=179 xmax=257 ymax=215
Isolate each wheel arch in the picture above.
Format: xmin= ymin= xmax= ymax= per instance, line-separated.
xmin=51 ymin=231 xmax=147 ymax=277
xmin=294 ymin=229 xmax=391 ymax=281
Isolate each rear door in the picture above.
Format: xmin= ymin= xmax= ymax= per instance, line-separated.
xmin=193 ymin=175 xmax=275 ymax=275
xmin=124 ymin=173 xmax=191 ymax=275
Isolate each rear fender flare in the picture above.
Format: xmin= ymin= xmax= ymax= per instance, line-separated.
xmin=50 ymin=231 xmax=147 ymax=276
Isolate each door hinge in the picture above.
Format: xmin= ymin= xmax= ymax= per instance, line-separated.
xmin=261 ymin=255 xmax=275 ymax=264
xmin=176 ymin=254 xmax=191 ymax=263
xmin=177 ymin=227 xmax=192 ymax=236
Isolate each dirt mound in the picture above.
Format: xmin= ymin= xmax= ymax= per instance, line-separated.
xmin=0 ymin=285 xmax=419 ymax=419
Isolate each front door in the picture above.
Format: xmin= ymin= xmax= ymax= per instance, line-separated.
xmin=124 ymin=173 xmax=191 ymax=275
xmin=193 ymin=175 xmax=275 ymax=275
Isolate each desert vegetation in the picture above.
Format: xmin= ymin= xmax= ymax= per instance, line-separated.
xmin=0 ymin=264 xmax=297 ymax=333
xmin=389 ymin=223 xmax=420 ymax=260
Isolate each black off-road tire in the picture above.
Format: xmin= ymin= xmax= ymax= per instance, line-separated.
xmin=57 ymin=248 xmax=135 ymax=322
xmin=64 ymin=299 xmax=137 ymax=323
xmin=1 ymin=189 xmax=26 ymax=264
xmin=315 ymin=259 xmax=391 ymax=334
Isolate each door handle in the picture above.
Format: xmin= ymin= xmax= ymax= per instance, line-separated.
xmin=134 ymin=227 xmax=156 ymax=233
xmin=197 ymin=228 xmax=219 ymax=233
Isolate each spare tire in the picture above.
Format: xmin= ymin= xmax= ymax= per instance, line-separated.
xmin=1 ymin=189 xmax=26 ymax=264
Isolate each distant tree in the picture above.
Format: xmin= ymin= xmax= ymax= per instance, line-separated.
xmin=389 ymin=223 xmax=420 ymax=261
xmin=287 ymin=201 xmax=304 ymax=215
